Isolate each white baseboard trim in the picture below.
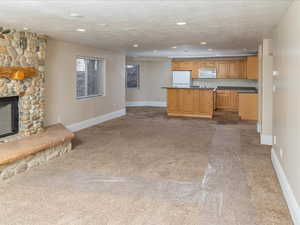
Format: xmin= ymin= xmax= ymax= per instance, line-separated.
xmin=257 ymin=123 xmax=261 ymax=133
xmin=66 ymin=108 xmax=126 ymax=132
xmin=260 ymin=134 xmax=272 ymax=145
xmin=271 ymin=148 xmax=300 ymax=225
xmin=126 ymin=101 xmax=167 ymax=107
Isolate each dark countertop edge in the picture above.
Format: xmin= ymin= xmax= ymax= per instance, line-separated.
xmin=238 ymin=91 xmax=258 ymax=94
xmin=162 ymin=87 xmax=215 ymax=90
xmin=161 ymin=86 xmax=257 ymax=92
xmin=217 ymin=86 xmax=257 ymax=90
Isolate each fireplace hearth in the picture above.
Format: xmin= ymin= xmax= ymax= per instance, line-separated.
xmin=0 ymin=96 xmax=19 ymax=138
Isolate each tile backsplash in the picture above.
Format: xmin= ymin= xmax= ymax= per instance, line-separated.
xmin=192 ymin=79 xmax=257 ymax=88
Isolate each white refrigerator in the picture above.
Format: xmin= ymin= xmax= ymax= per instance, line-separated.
xmin=172 ymin=71 xmax=191 ymax=87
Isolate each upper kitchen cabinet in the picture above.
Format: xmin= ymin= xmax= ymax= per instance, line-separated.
xmin=217 ymin=61 xmax=229 ymax=78
xmin=217 ymin=60 xmax=245 ymax=79
xmin=246 ymin=56 xmax=258 ymax=80
xmin=172 ymin=61 xmax=193 ymax=71
xmin=192 ymin=61 xmax=216 ymax=78
xmin=172 ymin=57 xmax=257 ymax=80
xmin=228 ymin=60 xmax=246 ymax=79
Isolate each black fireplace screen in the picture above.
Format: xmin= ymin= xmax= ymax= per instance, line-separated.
xmin=0 ymin=96 xmax=19 ymax=138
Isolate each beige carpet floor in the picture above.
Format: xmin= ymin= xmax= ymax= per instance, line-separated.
xmin=0 ymin=107 xmax=292 ymax=225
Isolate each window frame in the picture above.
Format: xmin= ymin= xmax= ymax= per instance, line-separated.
xmin=126 ymin=64 xmax=140 ymax=89
xmin=75 ymin=56 xmax=106 ymax=100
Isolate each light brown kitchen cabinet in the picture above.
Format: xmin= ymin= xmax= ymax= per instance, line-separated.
xmin=217 ymin=60 xmax=245 ymax=79
xmin=192 ymin=61 xmax=201 ymax=78
xmin=178 ymin=89 xmax=194 ymax=114
xmin=216 ymin=90 xmax=231 ymax=109
xmin=246 ymin=56 xmax=258 ymax=80
xmin=192 ymin=61 xmax=216 ymax=78
xmin=216 ymin=90 xmax=239 ymax=111
xmin=167 ymin=89 xmax=178 ymax=112
xmin=217 ymin=61 xmax=229 ymax=78
xmin=230 ymin=91 xmax=239 ymax=111
xmin=167 ymin=88 xmax=213 ymax=118
xmin=213 ymin=91 xmax=217 ymax=111
xmin=228 ymin=60 xmax=246 ymax=79
xmin=239 ymin=93 xmax=258 ymax=120
xmin=172 ymin=58 xmax=253 ymax=80
xmin=172 ymin=61 xmax=193 ymax=71
xmin=194 ymin=89 xmax=213 ymax=115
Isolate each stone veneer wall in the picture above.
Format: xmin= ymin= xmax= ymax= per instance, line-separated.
xmin=0 ymin=141 xmax=72 ymax=181
xmin=0 ymin=29 xmax=47 ymax=137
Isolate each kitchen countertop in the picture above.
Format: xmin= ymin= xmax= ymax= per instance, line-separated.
xmin=162 ymin=86 xmax=257 ymax=93
xmin=217 ymin=86 xmax=258 ymax=93
xmin=162 ymin=86 xmax=215 ymax=90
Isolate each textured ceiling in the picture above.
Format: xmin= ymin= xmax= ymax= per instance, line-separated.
xmin=0 ymin=0 xmax=293 ymax=57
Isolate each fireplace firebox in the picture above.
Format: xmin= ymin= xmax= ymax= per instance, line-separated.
xmin=0 ymin=96 xmax=19 ymax=138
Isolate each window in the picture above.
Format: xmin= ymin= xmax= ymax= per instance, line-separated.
xmin=126 ymin=64 xmax=140 ymax=88
xmin=76 ymin=56 xmax=105 ymax=99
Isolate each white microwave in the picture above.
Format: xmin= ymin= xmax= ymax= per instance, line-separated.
xmin=199 ymin=68 xmax=217 ymax=79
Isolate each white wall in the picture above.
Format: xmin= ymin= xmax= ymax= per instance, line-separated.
xmin=272 ymin=1 xmax=300 ymax=222
xmin=257 ymin=44 xmax=263 ymax=132
xmin=45 ymin=39 xmax=126 ymax=127
xmin=259 ymin=39 xmax=273 ymax=144
xmin=126 ymin=57 xmax=171 ymax=104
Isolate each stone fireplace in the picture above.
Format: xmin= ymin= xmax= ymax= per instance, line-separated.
xmin=0 ymin=27 xmax=74 ymax=181
xmin=0 ymin=74 xmax=44 ymax=138
xmin=0 ymin=29 xmax=47 ymax=140
xmin=0 ymin=96 xmax=19 ymax=138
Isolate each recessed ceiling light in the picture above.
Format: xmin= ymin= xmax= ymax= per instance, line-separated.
xmin=172 ymin=46 xmax=177 ymax=49
xmin=76 ymin=28 xmax=86 ymax=32
xmin=208 ymin=48 xmax=213 ymax=51
xmin=176 ymin=22 xmax=187 ymax=26
xmin=201 ymin=42 xmax=207 ymax=45
xmin=70 ymin=13 xmax=82 ymax=18
xmin=99 ymin=23 xmax=107 ymax=26
xmin=23 ymin=27 xmax=29 ymax=31
xmin=133 ymin=44 xmax=139 ymax=47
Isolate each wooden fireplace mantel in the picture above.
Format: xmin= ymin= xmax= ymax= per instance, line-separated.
xmin=0 ymin=67 xmax=38 ymax=80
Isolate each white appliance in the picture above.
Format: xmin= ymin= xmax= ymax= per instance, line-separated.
xmin=199 ymin=68 xmax=217 ymax=79
xmin=172 ymin=71 xmax=191 ymax=87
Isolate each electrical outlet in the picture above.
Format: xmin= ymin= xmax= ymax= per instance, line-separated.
xmin=279 ymin=148 xmax=283 ymax=159
xmin=57 ymin=116 xmax=61 ymax=123
xmin=273 ymin=85 xmax=276 ymax=93
xmin=273 ymin=136 xmax=277 ymax=145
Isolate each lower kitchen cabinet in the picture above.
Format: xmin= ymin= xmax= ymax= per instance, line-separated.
xmin=167 ymin=88 xmax=214 ymax=118
xmin=239 ymin=93 xmax=258 ymax=120
xmin=216 ymin=90 xmax=239 ymax=111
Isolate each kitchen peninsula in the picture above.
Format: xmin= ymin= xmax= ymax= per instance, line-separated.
xmin=166 ymin=87 xmax=214 ymax=118
xmin=165 ymin=56 xmax=259 ymax=120
xmin=165 ymin=86 xmax=258 ymax=120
